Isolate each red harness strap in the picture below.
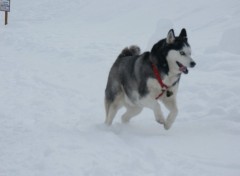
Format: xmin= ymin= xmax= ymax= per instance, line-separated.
xmin=152 ymin=64 xmax=169 ymax=99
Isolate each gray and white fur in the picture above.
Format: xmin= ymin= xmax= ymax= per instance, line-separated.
xmin=105 ymin=29 xmax=196 ymax=130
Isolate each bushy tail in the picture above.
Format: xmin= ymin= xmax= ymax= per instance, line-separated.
xmin=118 ymin=45 xmax=141 ymax=58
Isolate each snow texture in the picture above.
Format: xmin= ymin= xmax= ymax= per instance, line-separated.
xmin=0 ymin=0 xmax=240 ymax=176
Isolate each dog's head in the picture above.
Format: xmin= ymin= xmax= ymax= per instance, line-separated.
xmin=151 ymin=28 xmax=196 ymax=75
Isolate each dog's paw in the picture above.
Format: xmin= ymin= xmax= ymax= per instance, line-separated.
xmin=121 ymin=117 xmax=130 ymax=124
xmin=163 ymin=122 xmax=172 ymax=130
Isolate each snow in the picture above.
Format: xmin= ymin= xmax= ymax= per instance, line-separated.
xmin=0 ymin=0 xmax=240 ymax=175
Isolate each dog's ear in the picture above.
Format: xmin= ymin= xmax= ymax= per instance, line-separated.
xmin=179 ymin=28 xmax=187 ymax=39
xmin=166 ymin=29 xmax=175 ymax=44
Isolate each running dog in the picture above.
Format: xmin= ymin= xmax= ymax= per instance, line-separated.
xmin=104 ymin=29 xmax=196 ymax=130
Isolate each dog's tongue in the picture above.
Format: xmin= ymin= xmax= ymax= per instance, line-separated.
xmin=179 ymin=65 xmax=188 ymax=74
xmin=177 ymin=61 xmax=188 ymax=74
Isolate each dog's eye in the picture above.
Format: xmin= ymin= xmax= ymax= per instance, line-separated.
xmin=180 ymin=51 xmax=186 ymax=56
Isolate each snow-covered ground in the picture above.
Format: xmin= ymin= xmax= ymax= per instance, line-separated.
xmin=0 ymin=0 xmax=240 ymax=175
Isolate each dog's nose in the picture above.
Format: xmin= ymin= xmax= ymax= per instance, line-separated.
xmin=190 ymin=61 xmax=196 ymax=68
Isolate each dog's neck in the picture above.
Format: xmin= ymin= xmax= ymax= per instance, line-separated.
xmin=151 ymin=62 xmax=181 ymax=90
xmin=162 ymin=72 xmax=181 ymax=88
xmin=151 ymin=63 xmax=181 ymax=99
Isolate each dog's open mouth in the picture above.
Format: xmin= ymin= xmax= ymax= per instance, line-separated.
xmin=176 ymin=61 xmax=188 ymax=74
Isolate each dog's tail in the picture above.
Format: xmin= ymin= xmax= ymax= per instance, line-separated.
xmin=118 ymin=45 xmax=141 ymax=58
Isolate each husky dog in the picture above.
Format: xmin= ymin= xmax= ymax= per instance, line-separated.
xmin=105 ymin=29 xmax=196 ymax=130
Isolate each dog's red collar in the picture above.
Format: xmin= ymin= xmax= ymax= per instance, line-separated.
xmin=152 ymin=64 xmax=169 ymax=99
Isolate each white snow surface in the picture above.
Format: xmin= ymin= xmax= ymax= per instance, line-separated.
xmin=1 ymin=0 xmax=240 ymax=176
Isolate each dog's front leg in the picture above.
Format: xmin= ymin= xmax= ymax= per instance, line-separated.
xmin=152 ymin=102 xmax=165 ymax=125
xmin=162 ymin=97 xmax=178 ymax=130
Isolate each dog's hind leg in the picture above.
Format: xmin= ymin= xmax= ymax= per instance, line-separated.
xmin=121 ymin=106 xmax=143 ymax=124
xmin=104 ymin=98 xmax=110 ymax=121
xmin=105 ymin=104 xmax=118 ymax=125
xmin=104 ymin=94 xmax=123 ymax=125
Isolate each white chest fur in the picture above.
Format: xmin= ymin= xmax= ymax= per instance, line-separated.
xmin=146 ymin=74 xmax=180 ymax=99
xmin=146 ymin=78 xmax=163 ymax=99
